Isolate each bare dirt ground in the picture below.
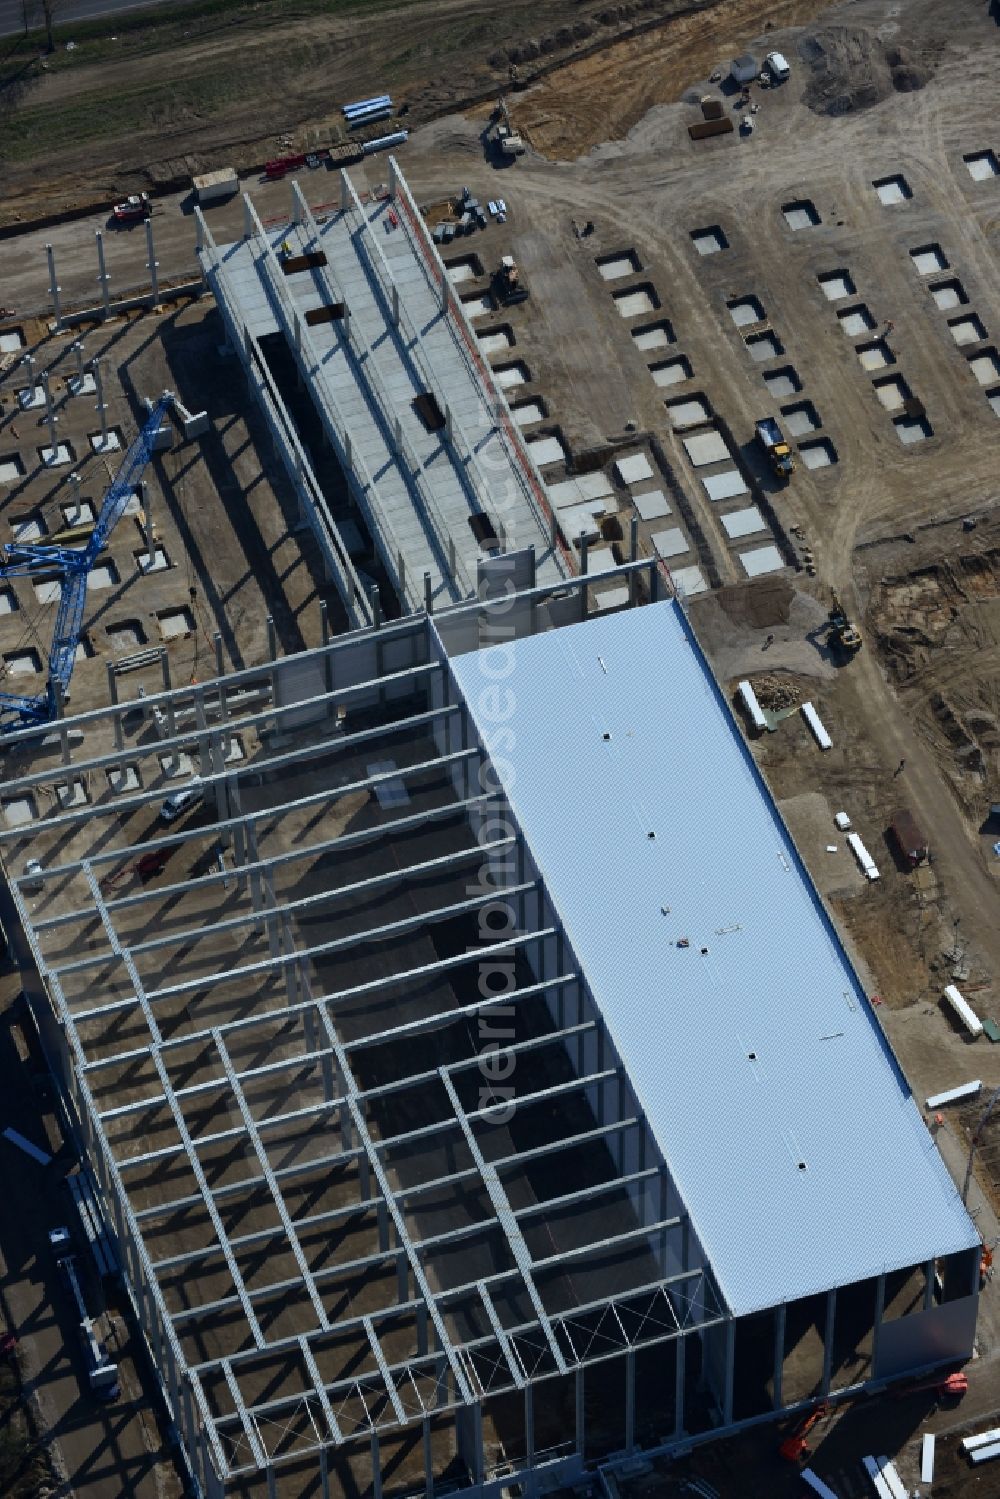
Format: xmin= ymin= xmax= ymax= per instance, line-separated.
xmin=0 ymin=0 xmax=771 ymax=224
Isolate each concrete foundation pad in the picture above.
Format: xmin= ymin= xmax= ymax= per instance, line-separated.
xmin=651 ymin=527 xmax=689 ymax=559
xmin=614 ymin=288 xmax=655 ymax=318
xmin=838 ymin=305 xmax=876 ymax=337
xmin=632 ymin=489 xmax=671 ymax=521
xmin=651 ymin=356 xmax=693 ymax=387
xmin=818 ymin=270 xmax=855 ymax=301
xmin=964 ymin=150 xmax=999 ymax=181
xmin=632 ymin=322 xmax=673 ymax=351
xmin=595 ymin=586 xmax=630 ymax=609
xmin=763 ymin=366 xmax=801 ymax=397
xmin=671 ymin=564 xmax=708 ymax=596
xmin=560 ymin=503 xmax=603 ymax=542
xmin=858 ymin=340 xmax=893 ymax=371
xmin=747 ymin=331 xmax=783 ymax=362
xmin=740 ymin=543 xmax=785 ymax=577
xmin=597 ymin=251 xmax=641 ymax=280
xmin=782 ymin=402 xmax=820 ymax=436
xmin=495 ymin=362 xmax=529 ymax=388
xmin=910 ymin=244 xmax=948 ymax=275
xmin=690 ymin=226 xmax=727 ymax=255
xmin=615 ymin=453 xmax=654 ymax=485
xmin=40 ymin=444 xmax=72 ymax=466
xmin=873 ymin=376 xmax=910 ymax=411
xmin=969 ymin=350 xmax=1000 ymax=385
xmin=930 ymin=280 xmax=966 ymax=311
xmin=1 ymin=794 xmax=37 ymax=826
xmin=782 ymin=200 xmax=820 ymax=230
xmin=873 ymin=174 xmax=912 ymax=204
xmin=701 ymin=469 xmax=748 ymax=502
xmin=584 ymin=546 xmax=616 ymax=573
xmin=799 ymin=438 xmax=838 ymax=469
xmin=721 ymin=505 xmax=766 ymax=539
xmin=666 ymin=396 xmax=711 ymax=429
xmin=729 ymin=297 xmax=766 ymax=327
xmin=3 ymin=648 xmax=40 ymax=675
xmin=949 ymin=315 xmax=987 ymax=346
xmin=527 ymin=435 xmax=567 ymax=467
xmin=683 ymin=431 xmax=729 ymax=467
xmin=893 ymin=414 xmax=932 ymax=444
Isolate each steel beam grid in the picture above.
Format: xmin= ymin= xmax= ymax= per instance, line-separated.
xmin=98 ymin=999 xmax=590 ymax=1144
xmin=9 ymin=734 xmax=472 ymax=870
xmin=112 ymin=932 xmax=560 ymax=1172
xmin=212 ymin=1028 xmax=331 ymax=1335
xmin=195 ymin=208 xmax=374 ymax=632
xmin=37 ymin=793 xmax=493 ymax=938
xmin=135 ymin=1108 xmax=634 ymax=1241
xmin=149 ymin=1133 xmax=652 ymax=1294
xmin=331 ymin=175 xmax=520 ymax=568
xmin=438 ymin=1065 xmax=568 ymax=1376
xmin=0 ymin=656 xmax=445 ymax=820
xmin=210 ymin=1266 xmax=727 ymax=1474
xmin=71 ymin=880 xmax=537 ymax=1033
xmin=243 ymin=194 xmax=420 ymax=610
xmin=152 ymin=1026 xmax=614 ymax=1325
xmin=56 ymin=833 xmax=514 ymax=982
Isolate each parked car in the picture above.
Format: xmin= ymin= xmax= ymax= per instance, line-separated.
xmin=160 ymin=778 xmax=204 ymax=824
xmin=766 ymin=51 xmax=791 ymax=82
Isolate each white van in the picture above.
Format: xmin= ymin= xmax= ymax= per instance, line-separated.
xmin=160 ymin=777 xmax=204 ymax=824
xmin=766 ymin=51 xmax=791 ymax=82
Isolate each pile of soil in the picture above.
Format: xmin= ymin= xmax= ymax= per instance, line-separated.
xmin=885 ymin=43 xmax=930 ymax=93
xmin=799 ymin=26 xmax=893 ymax=116
xmin=799 ymin=27 xmax=931 ymax=116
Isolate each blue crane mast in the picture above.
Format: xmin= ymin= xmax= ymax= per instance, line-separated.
xmin=0 ymin=394 xmax=173 ymax=734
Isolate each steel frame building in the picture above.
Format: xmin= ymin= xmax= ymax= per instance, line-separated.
xmin=195 ymin=160 xmax=569 ymax=629
xmin=0 ymin=558 xmax=980 ymax=1499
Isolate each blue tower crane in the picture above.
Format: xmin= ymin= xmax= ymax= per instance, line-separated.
xmin=0 ymin=393 xmax=173 ymax=734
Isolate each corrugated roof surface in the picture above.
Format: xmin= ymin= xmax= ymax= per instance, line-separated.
xmin=449 ymin=600 xmax=979 ymax=1316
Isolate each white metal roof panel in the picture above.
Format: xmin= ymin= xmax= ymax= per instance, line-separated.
xmin=449 ymin=601 xmax=979 ymax=1315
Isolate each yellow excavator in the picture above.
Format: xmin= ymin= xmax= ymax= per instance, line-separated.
xmin=828 ymin=593 xmax=862 ymax=654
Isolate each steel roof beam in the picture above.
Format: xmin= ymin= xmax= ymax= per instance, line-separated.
xmin=214 ymin=1029 xmax=330 ymax=1334
xmin=135 ymin=1109 xmax=630 ymax=1227
xmin=439 ymin=1067 xmax=567 ymax=1376
xmin=121 ymin=1053 xmax=614 ymax=1179
xmin=160 ymin=1154 xmax=656 ymax=1304
xmin=56 ymin=836 xmax=511 ymax=977
xmin=0 ymin=653 xmax=442 ymax=803
xmin=85 ymin=962 xmax=572 ymax=1083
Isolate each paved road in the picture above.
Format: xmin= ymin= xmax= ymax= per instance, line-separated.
xmin=0 ymin=0 xmax=195 ymax=42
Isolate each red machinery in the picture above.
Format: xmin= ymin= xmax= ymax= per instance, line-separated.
xmin=111 ymin=193 xmax=152 ymax=225
xmin=779 ymin=1401 xmax=829 ymax=1463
